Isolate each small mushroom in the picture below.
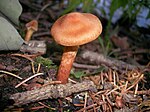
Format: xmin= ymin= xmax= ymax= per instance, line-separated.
xmin=25 ymin=20 xmax=38 ymax=42
xmin=51 ymin=12 xmax=102 ymax=84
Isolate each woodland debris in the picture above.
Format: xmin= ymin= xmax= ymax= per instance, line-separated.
xmin=81 ymin=50 xmax=145 ymax=72
xmin=15 ymin=73 xmax=44 ymax=88
xmin=0 ymin=70 xmax=23 ymax=80
xmin=20 ymin=40 xmax=46 ymax=54
xmin=111 ymin=35 xmax=129 ymax=50
xmin=73 ymin=62 xmax=100 ymax=69
xmin=10 ymin=80 xmax=96 ymax=106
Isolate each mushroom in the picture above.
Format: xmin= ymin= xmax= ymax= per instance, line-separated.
xmin=25 ymin=20 xmax=38 ymax=42
xmin=51 ymin=12 xmax=102 ymax=84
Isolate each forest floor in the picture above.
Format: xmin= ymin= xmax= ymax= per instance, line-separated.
xmin=0 ymin=0 xmax=150 ymax=112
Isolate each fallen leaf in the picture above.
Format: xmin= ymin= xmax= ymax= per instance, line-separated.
xmin=111 ymin=35 xmax=129 ymax=50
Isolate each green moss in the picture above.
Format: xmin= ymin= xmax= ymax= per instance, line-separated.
xmin=35 ymin=56 xmax=56 ymax=69
xmin=71 ymin=69 xmax=87 ymax=79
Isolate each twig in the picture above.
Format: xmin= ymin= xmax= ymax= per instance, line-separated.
xmin=76 ymin=103 xmax=98 ymax=112
xmin=68 ymin=78 xmax=77 ymax=84
xmin=37 ymin=63 xmax=41 ymax=73
xmin=126 ymin=74 xmax=144 ymax=91
xmin=105 ymin=95 xmax=115 ymax=106
xmin=36 ymin=2 xmax=52 ymax=20
xmin=31 ymin=62 xmax=36 ymax=74
xmin=42 ymin=81 xmax=62 ymax=87
xmin=10 ymin=80 xmax=96 ymax=105
xmin=113 ymin=71 xmax=116 ymax=86
xmin=100 ymin=72 xmax=104 ymax=85
xmin=102 ymin=94 xmax=107 ymax=111
xmin=73 ymin=62 xmax=100 ymax=69
xmin=11 ymin=54 xmax=34 ymax=62
xmin=106 ymin=86 xmax=124 ymax=96
xmin=134 ymin=83 xmax=138 ymax=96
xmin=30 ymin=106 xmax=45 ymax=110
xmin=108 ymin=69 xmax=112 ymax=82
xmin=81 ymin=51 xmax=144 ymax=71
xmin=84 ymin=92 xmax=88 ymax=112
xmin=108 ymin=103 xmax=113 ymax=112
xmin=121 ymin=81 xmax=128 ymax=94
xmin=31 ymin=61 xmax=41 ymax=74
xmin=0 ymin=70 xmax=22 ymax=80
xmin=15 ymin=73 xmax=44 ymax=88
xmin=94 ymin=90 xmax=107 ymax=96
xmin=38 ymin=102 xmax=50 ymax=109
xmin=20 ymin=40 xmax=46 ymax=54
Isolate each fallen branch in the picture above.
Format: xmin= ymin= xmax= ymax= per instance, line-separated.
xmin=20 ymin=40 xmax=46 ymax=54
xmin=10 ymin=80 xmax=96 ymax=106
xmin=73 ymin=62 xmax=100 ymax=69
xmin=81 ymin=51 xmax=144 ymax=71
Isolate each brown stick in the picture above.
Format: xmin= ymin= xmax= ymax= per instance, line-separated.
xmin=81 ymin=51 xmax=144 ymax=71
xmin=10 ymin=80 xmax=96 ymax=106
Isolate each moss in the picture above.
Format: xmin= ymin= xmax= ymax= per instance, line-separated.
xmin=35 ymin=56 xmax=56 ymax=69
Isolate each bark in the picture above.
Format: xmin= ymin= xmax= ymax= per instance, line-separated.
xmin=20 ymin=40 xmax=46 ymax=54
xmin=81 ymin=51 xmax=144 ymax=72
xmin=10 ymin=80 xmax=96 ymax=106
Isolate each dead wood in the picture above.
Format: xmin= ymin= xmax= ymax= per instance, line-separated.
xmin=81 ymin=51 xmax=145 ymax=72
xmin=73 ymin=62 xmax=100 ymax=69
xmin=20 ymin=40 xmax=46 ymax=54
xmin=10 ymin=80 xmax=96 ymax=106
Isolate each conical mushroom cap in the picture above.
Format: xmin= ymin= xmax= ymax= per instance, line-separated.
xmin=51 ymin=12 xmax=102 ymax=46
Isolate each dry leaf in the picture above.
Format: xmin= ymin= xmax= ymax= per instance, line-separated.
xmin=111 ymin=35 xmax=129 ymax=50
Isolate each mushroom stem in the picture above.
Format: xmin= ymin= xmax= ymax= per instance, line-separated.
xmin=57 ymin=46 xmax=79 ymax=84
xmin=25 ymin=30 xmax=34 ymax=42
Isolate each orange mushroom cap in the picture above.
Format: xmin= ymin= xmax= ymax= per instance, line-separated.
xmin=26 ymin=20 xmax=38 ymax=31
xmin=51 ymin=12 xmax=102 ymax=46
